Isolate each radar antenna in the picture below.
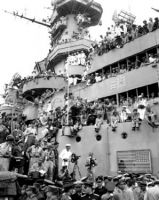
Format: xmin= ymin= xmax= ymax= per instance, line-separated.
xmin=3 ymin=10 xmax=51 ymax=28
xmin=151 ymin=7 xmax=159 ymax=12
xmin=44 ymin=7 xmax=54 ymax=11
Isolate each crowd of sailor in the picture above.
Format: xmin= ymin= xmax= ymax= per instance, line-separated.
xmin=91 ymin=17 xmax=159 ymax=56
xmin=66 ymin=50 xmax=159 ymax=87
xmin=0 ymin=112 xmax=27 ymax=144
xmin=5 ymin=57 xmax=159 ymax=136
xmin=18 ymin=16 xmax=159 ymax=89
xmin=9 ymin=70 xmax=66 ymax=89
xmin=2 ymin=84 xmax=159 ymax=140
xmin=85 ymin=53 xmax=159 ymax=86
xmin=35 ymin=91 xmax=159 ymax=137
xmin=3 ymin=172 xmax=159 ymax=200
xmin=12 ymin=51 xmax=89 ymax=87
xmin=2 ymin=16 xmax=159 ymax=137
xmin=0 ymin=91 xmax=159 ymax=199
xmin=24 ymin=70 xmax=65 ymax=83
xmin=6 ymin=55 xmax=158 ymax=133
xmin=11 ymin=50 xmax=158 ymax=90
xmin=48 ymin=14 xmax=159 ymax=78
xmin=65 ymin=51 xmax=87 ymax=66
xmin=0 ymin=111 xmax=59 ymax=178
xmin=0 ymin=96 xmax=158 ymax=199
xmin=50 ymin=15 xmax=159 ymax=56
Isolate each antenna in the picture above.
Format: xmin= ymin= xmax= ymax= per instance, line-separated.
xmin=44 ymin=7 xmax=54 ymax=11
xmin=3 ymin=10 xmax=51 ymax=28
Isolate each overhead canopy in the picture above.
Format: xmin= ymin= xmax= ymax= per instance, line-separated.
xmin=55 ymin=0 xmax=103 ymax=26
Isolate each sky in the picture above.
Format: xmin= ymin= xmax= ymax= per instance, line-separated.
xmin=0 ymin=0 xmax=158 ymax=96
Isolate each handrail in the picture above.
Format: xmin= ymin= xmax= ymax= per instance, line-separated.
xmin=48 ymin=38 xmax=92 ymax=61
xmin=22 ymin=75 xmax=67 ymax=93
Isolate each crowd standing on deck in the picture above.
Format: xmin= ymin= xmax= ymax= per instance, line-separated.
xmin=84 ymin=53 xmax=159 ymax=87
xmin=35 ymin=92 xmax=159 ymax=136
xmin=89 ymin=16 xmax=159 ymax=56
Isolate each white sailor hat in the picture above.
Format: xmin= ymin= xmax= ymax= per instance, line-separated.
xmin=65 ymin=144 xmax=71 ymax=147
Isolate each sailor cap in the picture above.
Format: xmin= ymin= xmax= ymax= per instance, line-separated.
xmin=65 ymin=144 xmax=71 ymax=147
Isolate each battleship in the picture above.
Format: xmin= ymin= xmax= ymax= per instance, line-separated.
xmin=1 ymin=0 xmax=159 ymax=178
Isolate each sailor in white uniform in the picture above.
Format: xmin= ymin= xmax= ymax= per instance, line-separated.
xmin=59 ymin=144 xmax=72 ymax=170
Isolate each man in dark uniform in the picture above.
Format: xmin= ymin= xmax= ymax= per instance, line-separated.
xmin=26 ymin=186 xmax=38 ymax=200
xmin=53 ymin=141 xmax=59 ymax=180
xmin=33 ymin=183 xmax=45 ymax=200
xmin=136 ymin=181 xmax=147 ymax=200
xmin=81 ymin=181 xmax=100 ymax=200
xmin=61 ymin=182 xmax=74 ymax=200
xmin=12 ymin=124 xmax=23 ymax=140
xmin=101 ymin=182 xmax=117 ymax=200
xmin=46 ymin=185 xmax=59 ymax=200
xmin=71 ymin=181 xmax=83 ymax=200
xmin=94 ymin=176 xmax=107 ymax=199
xmin=9 ymin=139 xmax=24 ymax=173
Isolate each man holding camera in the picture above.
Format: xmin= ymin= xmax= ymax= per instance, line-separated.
xmin=85 ymin=152 xmax=97 ymax=182
xmin=70 ymin=153 xmax=81 ymax=180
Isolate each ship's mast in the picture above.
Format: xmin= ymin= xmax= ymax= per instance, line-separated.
xmin=3 ymin=10 xmax=51 ymax=28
